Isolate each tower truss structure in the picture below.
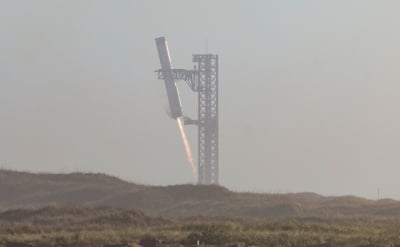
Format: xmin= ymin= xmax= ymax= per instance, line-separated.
xmin=194 ymin=54 xmax=218 ymax=184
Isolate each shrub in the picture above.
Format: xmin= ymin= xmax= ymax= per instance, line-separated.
xmin=184 ymin=225 xmax=230 ymax=245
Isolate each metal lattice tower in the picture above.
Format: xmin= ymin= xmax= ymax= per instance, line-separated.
xmin=194 ymin=54 xmax=219 ymax=184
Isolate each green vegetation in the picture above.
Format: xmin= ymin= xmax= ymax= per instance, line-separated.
xmin=2 ymin=170 xmax=400 ymax=246
xmin=0 ymin=206 xmax=400 ymax=247
xmin=2 ymin=169 xmax=400 ymax=221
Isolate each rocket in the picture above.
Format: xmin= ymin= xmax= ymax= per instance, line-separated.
xmin=155 ymin=37 xmax=183 ymax=119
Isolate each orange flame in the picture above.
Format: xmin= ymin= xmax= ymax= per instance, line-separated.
xmin=176 ymin=117 xmax=197 ymax=176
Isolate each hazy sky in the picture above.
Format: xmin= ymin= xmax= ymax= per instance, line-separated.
xmin=1 ymin=1 xmax=400 ymax=199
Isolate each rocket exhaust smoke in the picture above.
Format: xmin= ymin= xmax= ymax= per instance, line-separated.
xmin=176 ymin=117 xmax=197 ymax=176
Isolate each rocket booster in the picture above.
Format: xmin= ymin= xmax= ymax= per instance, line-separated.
xmin=155 ymin=37 xmax=183 ymax=119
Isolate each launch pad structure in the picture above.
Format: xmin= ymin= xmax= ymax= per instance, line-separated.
xmin=155 ymin=37 xmax=219 ymax=185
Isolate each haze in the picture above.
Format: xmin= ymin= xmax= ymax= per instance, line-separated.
xmin=1 ymin=1 xmax=399 ymax=199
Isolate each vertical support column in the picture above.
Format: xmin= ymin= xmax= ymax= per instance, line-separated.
xmin=194 ymin=54 xmax=218 ymax=185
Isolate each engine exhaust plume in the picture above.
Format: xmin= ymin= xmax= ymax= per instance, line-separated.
xmin=177 ymin=117 xmax=197 ymax=176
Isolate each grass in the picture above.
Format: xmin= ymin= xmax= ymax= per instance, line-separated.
xmin=3 ymin=169 xmax=400 ymax=220
xmin=2 ymin=170 xmax=400 ymax=246
xmin=1 ymin=206 xmax=400 ymax=247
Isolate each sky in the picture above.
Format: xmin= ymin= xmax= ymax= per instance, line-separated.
xmin=0 ymin=1 xmax=400 ymax=199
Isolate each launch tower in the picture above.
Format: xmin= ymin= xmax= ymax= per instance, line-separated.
xmin=155 ymin=37 xmax=219 ymax=185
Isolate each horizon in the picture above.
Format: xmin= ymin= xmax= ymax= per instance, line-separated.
xmin=0 ymin=167 xmax=393 ymax=201
xmin=1 ymin=1 xmax=400 ymax=200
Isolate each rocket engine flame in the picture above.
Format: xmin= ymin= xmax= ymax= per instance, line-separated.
xmin=177 ymin=117 xmax=197 ymax=176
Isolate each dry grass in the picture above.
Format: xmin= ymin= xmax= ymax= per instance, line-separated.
xmin=0 ymin=206 xmax=400 ymax=247
xmin=2 ymin=169 xmax=400 ymax=220
xmin=2 ymin=170 xmax=400 ymax=246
